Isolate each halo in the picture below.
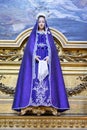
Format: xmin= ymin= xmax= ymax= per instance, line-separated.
xmin=36 ymin=12 xmax=46 ymax=20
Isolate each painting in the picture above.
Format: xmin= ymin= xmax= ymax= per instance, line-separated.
xmin=0 ymin=0 xmax=87 ymax=41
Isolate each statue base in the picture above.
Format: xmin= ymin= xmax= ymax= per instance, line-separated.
xmin=0 ymin=115 xmax=87 ymax=129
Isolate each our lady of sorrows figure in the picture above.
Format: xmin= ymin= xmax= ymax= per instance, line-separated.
xmin=12 ymin=13 xmax=70 ymax=115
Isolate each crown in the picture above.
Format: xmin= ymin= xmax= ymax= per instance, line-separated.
xmin=36 ymin=12 xmax=46 ymax=19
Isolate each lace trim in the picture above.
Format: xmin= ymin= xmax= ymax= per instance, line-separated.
xmin=37 ymin=43 xmax=47 ymax=47
xmin=37 ymin=30 xmax=46 ymax=34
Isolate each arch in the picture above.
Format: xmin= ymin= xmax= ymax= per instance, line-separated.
xmin=15 ymin=27 xmax=68 ymax=48
xmin=0 ymin=27 xmax=87 ymax=48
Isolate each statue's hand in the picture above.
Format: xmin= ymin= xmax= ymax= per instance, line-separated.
xmin=44 ymin=56 xmax=49 ymax=63
xmin=35 ymin=55 xmax=41 ymax=62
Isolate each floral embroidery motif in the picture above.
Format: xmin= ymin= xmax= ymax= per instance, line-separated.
xmin=30 ymin=80 xmax=51 ymax=106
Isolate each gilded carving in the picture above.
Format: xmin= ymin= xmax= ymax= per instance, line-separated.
xmin=0 ymin=74 xmax=87 ymax=97
xmin=0 ymin=37 xmax=87 ymax=62
xmin=0 ymin=116 xmax=87 ymax=128
xmin=0 ymin=28 xmax=87 ymax=115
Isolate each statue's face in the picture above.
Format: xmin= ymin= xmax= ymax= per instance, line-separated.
xmin=38 ymin=17 xmax=45 ymax=30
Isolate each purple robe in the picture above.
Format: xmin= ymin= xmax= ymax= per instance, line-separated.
xmin=12 ymin=20 xmax=70 ymax=112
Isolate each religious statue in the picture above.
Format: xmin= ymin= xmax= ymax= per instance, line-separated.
xmin=12 ymin=13 xmax=70 ymax=116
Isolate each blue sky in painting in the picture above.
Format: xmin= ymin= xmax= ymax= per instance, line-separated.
xmin=0 ymin=0 xmax=87 ymax=41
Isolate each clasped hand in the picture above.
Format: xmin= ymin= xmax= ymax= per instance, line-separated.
xmin=35 ymin=55 xmax=49 ymax=62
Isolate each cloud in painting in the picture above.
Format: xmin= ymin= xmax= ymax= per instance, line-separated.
xmin=0 ymin=0 xmax=87 ymax=41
